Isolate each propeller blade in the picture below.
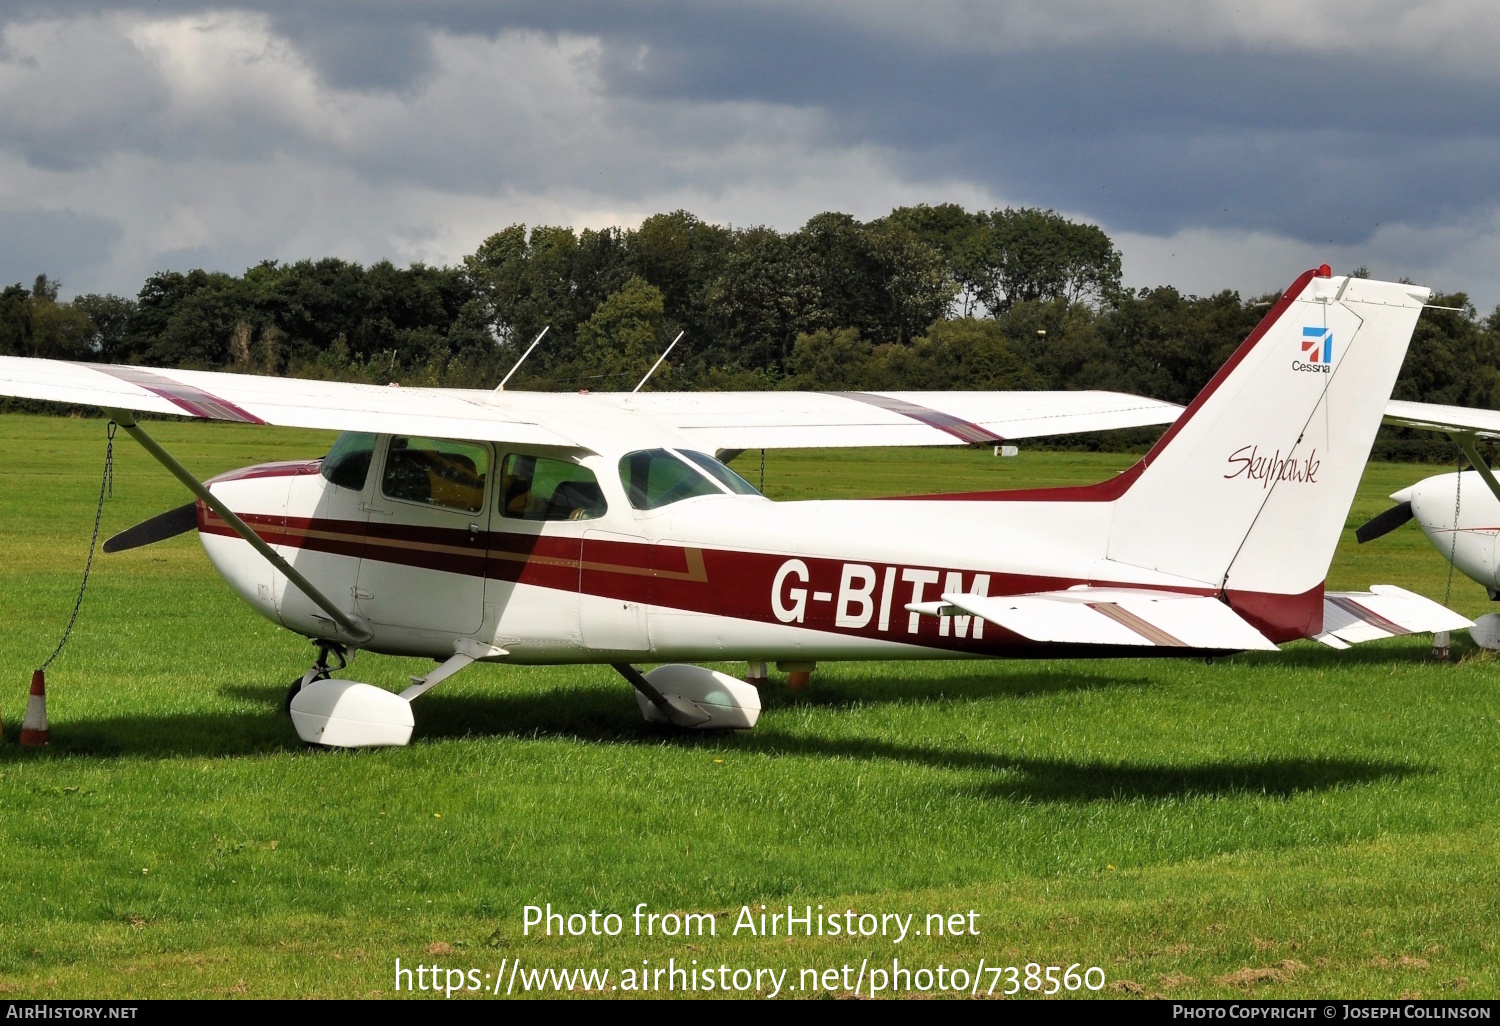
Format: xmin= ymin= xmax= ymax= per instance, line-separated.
xmin=103 ymin=502 xmax=199 ymax=553
xmin=1355 ymin=501 xmax=1414 ymax=544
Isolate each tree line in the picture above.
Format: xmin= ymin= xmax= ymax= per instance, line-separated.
xmin=2 ymin=204 xmax=1495 ymax=458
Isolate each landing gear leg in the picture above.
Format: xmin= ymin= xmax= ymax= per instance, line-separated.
xmin=285 ymin=640 xmax=348 ymax=714
xmin=613 ymin=664 xmax=711 ymax=727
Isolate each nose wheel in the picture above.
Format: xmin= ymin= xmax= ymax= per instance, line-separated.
xmin=285 ymin=640 xmax=348 ymax=714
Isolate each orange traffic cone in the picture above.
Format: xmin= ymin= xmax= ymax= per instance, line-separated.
xmin=20 ymin=670 xmax=48 ymax=747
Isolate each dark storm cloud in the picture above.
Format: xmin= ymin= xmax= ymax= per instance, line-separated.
xmin=0 ymin=209 xmax=121 ymax=289
xmin=264 ymin=9 xmax=437 ymax=92
xmin=557 ymin=8 xmax=1500 ymax=244
xmin=2 ymin=2 xmax=1496 ymax=246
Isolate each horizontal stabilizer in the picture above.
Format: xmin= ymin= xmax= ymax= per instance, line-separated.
xmin=1318 ymin=585 xmax=1473 ymax=646
xmin=908 ymin=587 xmax=1279 ymax=651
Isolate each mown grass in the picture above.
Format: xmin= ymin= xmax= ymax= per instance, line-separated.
xmin=0 ymin=413 xmax=1495 ymax=999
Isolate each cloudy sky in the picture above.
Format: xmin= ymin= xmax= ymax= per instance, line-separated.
xmin=2 ymin=1 xmax=1498 ymax=308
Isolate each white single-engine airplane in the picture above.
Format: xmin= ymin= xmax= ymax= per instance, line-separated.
xmin=1353 ymin=401 xmax=1500 ymax=649
xmin=0 ymin=268 xmax=1471 ymax=747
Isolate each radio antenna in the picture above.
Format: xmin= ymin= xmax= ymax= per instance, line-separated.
xmin=633 ymin=331 xmax=685 ymax=393
xmin=495 ymin=326 xmax=549 ymax=392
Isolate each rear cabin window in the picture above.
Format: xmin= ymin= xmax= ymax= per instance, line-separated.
xmin=321 ymin=431 xmax=377 ymax=491
xmin=381 ymin=437 xmax=489 ymax=513
xmin=500 ymin=454 xmax=606 ymax=521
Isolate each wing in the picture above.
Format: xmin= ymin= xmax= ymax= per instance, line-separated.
xmin=0 ymin=356 xmax=1180 ymax=451
xmin=0 ymin=357 xmax=577 ymax=446
xmin=908 ymin=586 xmax=1280 ymax=651
xmin=597 ymin=389 xmax=1182 ymax=450
xmin=1384 ymin=399 xmax=1500 ymax=439
xmin=1314 ymin=585 xmax=1474 ymax=648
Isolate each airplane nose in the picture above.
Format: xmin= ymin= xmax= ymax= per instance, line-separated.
xmin=1389 ymin=485 xmax=1414 ymax=503
xmin=1403 ymin=472 xmax=1466 ymax=533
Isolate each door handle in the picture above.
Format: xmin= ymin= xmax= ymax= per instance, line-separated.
xmin=468 ymin=523 xmax=484 ymax=544
xmin=361 ymin=503 xmax=394 ymax=516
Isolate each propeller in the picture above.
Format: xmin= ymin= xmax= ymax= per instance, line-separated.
xmin=1354 ymin=501 xmax=1414 ymax=544
xmin=103 ymin=502 xmax=199 ymax=553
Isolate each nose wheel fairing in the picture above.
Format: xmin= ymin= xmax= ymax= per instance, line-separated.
xmin=617 ymin=663 xmax=762 ymax=730
xmin=289 ymin=680 xmax=415 ymax=748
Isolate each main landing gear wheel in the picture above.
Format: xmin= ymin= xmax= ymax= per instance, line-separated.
xmin=286 ymin=640 xmax=348 ymax=715
xmin=614 ymin=663 xmax=761 ymax=729
xmin=283 ymin=676 xmax=305 ymax=714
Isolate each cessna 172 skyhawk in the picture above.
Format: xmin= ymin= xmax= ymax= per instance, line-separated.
xmin=0 ymin=268 xmax=1470 ymax=747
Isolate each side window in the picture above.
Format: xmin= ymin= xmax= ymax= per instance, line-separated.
xmin=619 ymin=449 xmax=722 ymax=510
xmin=321 ymin=431 xmax=377 ymax=491
xmin=381 ymin=437 xmax=489 ymax=513
xmin=500 ymin=454 xmax=606 ymax=521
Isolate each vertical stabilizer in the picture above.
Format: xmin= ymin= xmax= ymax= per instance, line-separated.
xmin=1105 ymin=271 xmax=1428 ymax=618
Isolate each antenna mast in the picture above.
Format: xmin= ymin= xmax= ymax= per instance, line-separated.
xmin=633 ymin=331 xmax=685 ymax=393
xmin=495 ymin=326 xmax=550 ymax=392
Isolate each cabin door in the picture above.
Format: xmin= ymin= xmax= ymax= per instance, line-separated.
xmin=355 ymin=435 xmax=489 ymax=634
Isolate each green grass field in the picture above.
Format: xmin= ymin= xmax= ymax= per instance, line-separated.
xmin=0 ymin=413 xmax=1496 ymax=999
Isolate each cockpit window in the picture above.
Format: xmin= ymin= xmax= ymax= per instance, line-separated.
xmin=382 ymin=436 xmax=489 ymax=512
xmin=500 ymin=454 xmax=607 ymax=521
xmin=677 ymin=450 xmax=761 ymax=495
xmin=321 ymin=431 xmax=377 ymax=491
xmin=619 ymin=448 xmax=759 ymax=510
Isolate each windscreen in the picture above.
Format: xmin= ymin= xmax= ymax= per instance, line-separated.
xmin=320 ymin=432 xmax=377 ymax=491
xmin=677 ymin=450 xmax=761 ymax=495
xmin=619 ymin=449 xmax=723 ymax=510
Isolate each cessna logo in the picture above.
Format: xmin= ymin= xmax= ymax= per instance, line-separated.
xmin=1224 ymin=445 xmax=1320 ymax=488
xmin=772 ymin=559 xmax=990 ymax=638
xmin=1293 ymin=326 xmax=1333 ymax=373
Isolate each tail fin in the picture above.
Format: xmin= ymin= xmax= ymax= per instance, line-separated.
xmin=1106 ymin=270 xmax=1429 ymax=607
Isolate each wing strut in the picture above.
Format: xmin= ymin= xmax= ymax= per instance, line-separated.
xmin=1450 ymin=432 xmax=1500 ymax=504
xmin=105 ymin=409 xmax=373 ymax=643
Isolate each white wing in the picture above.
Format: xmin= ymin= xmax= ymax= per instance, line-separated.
xmin=0 ymin=356 xmax=1181 ymax=451
xmin=594 ymin=389 xmax=1181 ymax=450
xmin=1385 ymin=399 xmax=1500 ymax=439
xmin=908 ymin=586 xmax=1279 ymax=651
xmin=0 ymin=356 xmax=577 ymax=446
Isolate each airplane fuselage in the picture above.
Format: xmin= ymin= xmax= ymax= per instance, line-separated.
xmin=198 ymin=434 xmax=1320 ymax=666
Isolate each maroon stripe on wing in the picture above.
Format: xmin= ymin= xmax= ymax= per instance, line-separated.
xmin=827 ymin=391 xmax=1000 ymax=444
xmin=87 ymin=364 xmax=266 ymax=424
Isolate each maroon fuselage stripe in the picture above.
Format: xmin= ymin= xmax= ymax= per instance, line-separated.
xmin=197 ymin=508 xmax=1323 ymax=647
xmin=87 ymin=364 xmax=266 ymax=424
xmin=828 ymin=392 xmax=1001 ymax=445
